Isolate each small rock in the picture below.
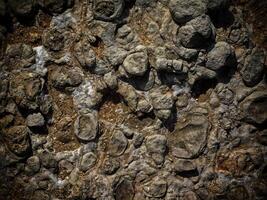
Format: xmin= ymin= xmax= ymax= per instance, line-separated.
xmin=207 ymin=0 xmax=230 ymax=11
xmin=123 ymin=49 xmax=148 ymax=76
xmin=74 ymin=112 xmax=99 ymax=142
xmin=39 ymin=150 xmax=57 ymax=170
xmin=101 ymin=157 xmax=120 ymax=175
xmin=25 ymin=156 xmax=41 ymax=175
xmin=145 ymin=134 xmax=167 ymax=165
xmin=108 ymin=129 xmax=128 ymax=157
xmin=173 ymin=159 xmax=198 ymax=176
xmin=104 ymin=71 xmax=118 ymax=89
xmin=93 ymin=0 xmax=124 ymax=21
xmin=26 ymin=113 xmax=45 ymax=128
xmin=133 ymin=133 xmax=144 ymax=148
xmin=149 ymin=86 xmax=174 ymax=110
xmin=74 ymin=41 xmax=96 ymax=69
xmin=80 ymin=152 xmax=97 ymax=172
xmin=51 ymin=67 xmax=83 ymax=90
xmin=43 ymin=28 xmax=65 ymax=51
xmin=143 ymin=177 xmax=167 ymax=198
xmin=114 ymin=178 xmax=135 ymax=200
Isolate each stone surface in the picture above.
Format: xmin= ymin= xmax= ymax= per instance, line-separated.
xmin=145 ymin=134 xmax=167 ymax=165
xmin=178 ymin=15 xmax=215 ymax=48
xmin=168 ymin=113 xmax=210 ymax=158
xmin=206 ymin=41 xmax=236 ymax=71
xmin=123 ymin=47 xmax=149 ymax=76
xmin=26 ymin=113 xmax=45 ymax=128
xmin=74 ymin=112 xmax=99 ymax=141
xmin=108 ymin=130 xmax=128 ymax=156
xmin=242 ymin=48 xmax=266 ymax=87
xmin=80 ymin=152 xmax=97 ymax=172
xmin=0 ymin=0 xmax=267 ymax=199
xmin=169 ymin=0 xmax=207 ymax=24
xmin=3 ymin=126 xmax=31 ymax=157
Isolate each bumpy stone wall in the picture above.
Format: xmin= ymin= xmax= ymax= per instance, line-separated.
xmin=0 ymin=0 xmax=266 ymax=199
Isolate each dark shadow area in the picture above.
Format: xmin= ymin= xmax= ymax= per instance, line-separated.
xmin=191 ymin=78 xmax=218 ymax=98
xmin=208 ymin=8 xmax=235 ymax=28
xmin=176 ymin=169 xmax=199 ymax=178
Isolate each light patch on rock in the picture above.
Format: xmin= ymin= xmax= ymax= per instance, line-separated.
xmin=31 ymin=46 xmax=49 ymax=76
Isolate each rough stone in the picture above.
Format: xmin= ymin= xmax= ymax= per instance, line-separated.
xmin=145 ymin=134 xmax=167 ymax=165
xmin=123 ymin=47 xmax=149 ymax=76
xmin=206 ymin=41 xmax=236 ymax=71
xmin=74 ymin=112 xmax=99 ymax=142
xmin=80 ymin=152 xmax=97 ymax=172
xmin=169 ymin=0 xmax=207 ymax=24
xmin=168 ymin=113 xmax=210 ymax=158
xmin=26 ymin=113 xmax=45 ymax=128
xmin=178 ymin=15 xmax=215 ymax=48
xmin=240 ymin=90 xmax=267 ymax=125
xmin=93 ymin=0 xmax=124 ymax=21
xmin=3 ymin=126 xmax=31 ymax=157
xmin=51 ymin=67 xmax=83 ymax=90
xmin=242 ymin=48 xmax=266 ymax=87
xmin=143 ymin=177 xmax=167 ymax=198
xmin=25 ymin=156 xmax=41 ymax=175
xmin=101 ymin=157 xmax=120 ymax=175
xmin=108 ymin=129 xmax=128 ymax=157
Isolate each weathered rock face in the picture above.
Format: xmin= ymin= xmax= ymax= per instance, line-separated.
xmin=178 ymin=15 xmax=216 ymax=48
xmin=169 ymin=0 xmax=207 ymax=24
xmin=0 ymin=0 xmax=266 ymax=199
xmin=242 ymin=48 xmax=266 ymax=87
xmin=206 ymin=41 xmax=236 ymax=71
xmin=3 ymin=126 xmax=31 ymax=157
xmin=168 ymin=113 xmax=210 ymax=158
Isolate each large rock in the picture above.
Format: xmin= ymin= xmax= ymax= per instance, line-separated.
xmin=93 ymin=0 xmax=124 ymax=21
xmin=123 ymin=47 xmax=149 ymax=76
xmin=178 ymin=15 xmax=215 ymax=48
xmin=206 ymin=41 xmax=236 ymax=71
xmin=168 ymin=113 xmax=210 ymax=158
xmin=240 ymin=90 xmax=267 ymax=125
xmin=74 ymin=112 xmax=99 ymax=142
xmin=169 ymin=0 xmax=207 ymax=24
xmin=107 ymin=129 xmax=128 ymax=156
xmin=51 ymin=67 xmax=83 ymax=90
xmin=242 ymin=48 xmax=266 ymax=87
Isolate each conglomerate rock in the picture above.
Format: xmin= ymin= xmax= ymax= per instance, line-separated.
xmin=0 ymin=0 xmax=266 ymax=200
